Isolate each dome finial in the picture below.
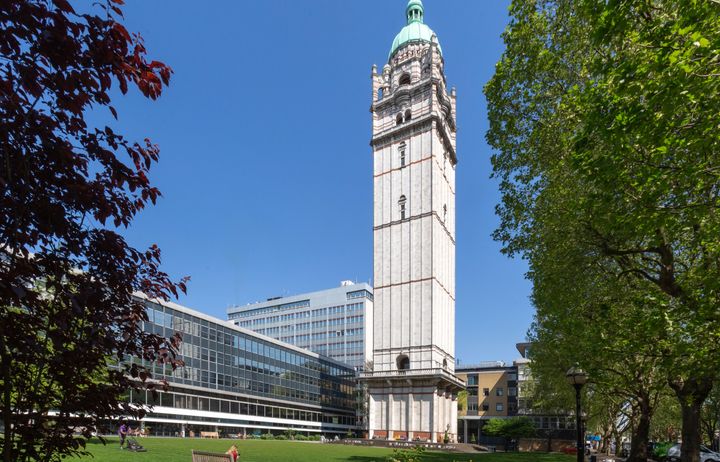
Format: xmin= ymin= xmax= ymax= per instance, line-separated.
xmin=406 ymin=0 xmax=424 ymax=25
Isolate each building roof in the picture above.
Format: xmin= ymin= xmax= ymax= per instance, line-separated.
xmin=389 ymin=0 xmax=442 ymax=60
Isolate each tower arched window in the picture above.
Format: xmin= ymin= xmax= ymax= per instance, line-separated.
xmin=397 ymin=354 xmax=410 ymax=370
xmin=405 ymin=109 xmax=412 ymax=121
xmin=398 ymin=195 xmax=407 ymax=220
xmin=396 ymin=113 xmax=403 ymax=126
xmin=399 ymin=73 xmax=411 ymax=86
xmin=443 ymin=204 xmax=447 ymax=222
xmin=399 ymin=142 xmax=406 ymax=167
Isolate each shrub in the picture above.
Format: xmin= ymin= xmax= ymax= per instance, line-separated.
xmin=274 ymin=434 xmax=287 ymax=440
xmin=386 ymin=446 xmax=426 ymax=462
xmin=295 ymin=434 xmax=308 ymax=441
xmin=260 ymin=432 xmax=274 ymax=440
xmin=308 ymin=435 xmax=321 ymax=441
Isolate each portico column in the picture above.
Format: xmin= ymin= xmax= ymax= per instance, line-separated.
xmin=429 ymin=390 xmax=436 ymax=442
xmin=408 ymin=389 xmax=414 ymax=440
xmin=388 ymin=391 xmax=394 ymax=440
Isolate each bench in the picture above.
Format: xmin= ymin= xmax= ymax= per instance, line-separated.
xmin=191 ymin=450 xmax=231 ymax=462
xmin=200 ymin=431 xmax=220 ymax=438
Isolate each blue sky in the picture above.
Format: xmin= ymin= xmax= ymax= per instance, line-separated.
xmin=108 ymin=0 xmax=531 ymax=363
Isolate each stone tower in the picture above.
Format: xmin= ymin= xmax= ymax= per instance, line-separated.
xmin=360 ymin=0 xmax=464 ymax=443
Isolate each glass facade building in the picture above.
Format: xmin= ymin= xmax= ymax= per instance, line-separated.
xmin=227 ymin=282 xmax=373 ymax=370
xmin=131 ymin=294 xmax=358 ymax=437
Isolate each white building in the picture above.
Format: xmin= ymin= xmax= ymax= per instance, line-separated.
xmin=227 ymin=282 xmax=373 ymax=370
xmin=359 ymin=0 xmax=463 ymax=443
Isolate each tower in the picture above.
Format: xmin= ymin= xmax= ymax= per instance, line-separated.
xmin=360 ymin=0 xmax=464 ymax=443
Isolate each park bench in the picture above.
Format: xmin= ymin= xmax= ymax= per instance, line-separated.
xmin=191 ymin=450 xmax=231 ymax=462
xmin=200 ymin=431 xmax=220 ymax=438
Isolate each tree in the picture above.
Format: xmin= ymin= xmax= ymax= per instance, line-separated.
xmin=457 ymin=390 xmax=468 ymax=417
xmin=482 ymin=416 xmax=536 ymax=448
xmin=486 ymin=1 xmax=720 ymax=462
xmin=0 ymin=1 xmax=186 ymax=461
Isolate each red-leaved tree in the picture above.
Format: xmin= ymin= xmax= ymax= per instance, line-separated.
xmin=0 ymin=1 xmax=187 ymax=460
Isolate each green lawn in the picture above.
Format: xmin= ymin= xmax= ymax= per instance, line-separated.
xmin=73 ymin=437 xmax=575 ymax=462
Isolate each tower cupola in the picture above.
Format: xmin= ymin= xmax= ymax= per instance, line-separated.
xmin=389 ymin=0 xmax=442 ymax=60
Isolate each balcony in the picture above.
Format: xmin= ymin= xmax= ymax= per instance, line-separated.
xmin=358 ymin=368 xmax=465 ymax=389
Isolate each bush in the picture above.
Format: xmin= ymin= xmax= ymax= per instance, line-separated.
xmin=274 ymin=435 xmax=287 ymax=440
xmin=308 ymin=435 xmax=321 ymax=441
xmin=653 ymin=442 xmax=673 ymax=460
xmin=386 ymin=446 xmax=426 ymax=462
xmin=260 ymin=432 xmax=274 ymax=440
xmin=295 ymin=434 xmax=308 ymax=441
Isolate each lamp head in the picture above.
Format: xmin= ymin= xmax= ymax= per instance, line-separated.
xmin=565 ymin=365 xmax=588 ymax=386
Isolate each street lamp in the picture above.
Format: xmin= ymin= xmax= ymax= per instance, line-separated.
xmin=566 ymin=365 xmax=588 ymax=462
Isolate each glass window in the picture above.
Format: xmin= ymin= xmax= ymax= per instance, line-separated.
xmin=496 ymin=388 xmax=504 ymax=396
xmin=483 ymin=388 xmax=489 ymax=396
xmin=496 ymin=403 xmax=504 ymax=412
xmin=398 ymin=195 xmax=407 ymax=220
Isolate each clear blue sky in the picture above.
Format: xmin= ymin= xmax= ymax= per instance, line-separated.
xmin=106 ymin=0 xmax=531 ymax=364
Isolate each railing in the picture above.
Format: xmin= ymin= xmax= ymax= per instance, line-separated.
xmin=359 ymin=368 xmax=465 ymax=386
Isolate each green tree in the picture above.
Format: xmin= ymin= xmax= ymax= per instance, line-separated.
xmin=457 ymin=390 xmax=468 ymax=417
xmin=486 ymin=1 xmax=720 ymax=462
xmin=483 ymin=417 xmax=536 ymax=447
xmin=0 ymin=1 xmax=185 ymax=461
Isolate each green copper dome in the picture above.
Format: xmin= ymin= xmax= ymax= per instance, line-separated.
xmin=388 ymin=0 xmax=442 ymax=60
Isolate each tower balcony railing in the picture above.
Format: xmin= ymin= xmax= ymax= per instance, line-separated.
xmin=358 ymin=367 xmax=465 ymax=388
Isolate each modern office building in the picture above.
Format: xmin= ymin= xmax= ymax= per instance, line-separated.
xmin=227 ymin=282 xmax=373 ymax=370
xmin=130 ymin=294 xmax=358 ymax=437
xmin=360 ymin=0 xmax=464 ymax=443
xmin=455 ymin=362 xmax=518 ymax=443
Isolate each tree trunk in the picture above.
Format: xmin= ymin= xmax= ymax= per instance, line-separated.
xmin=628 ymin=395 xmax=652 ymax=462
xmin=670 ymin=377 xmax=713 ymax=462
xmin=1 ymin=343 xmax=14 ymax=462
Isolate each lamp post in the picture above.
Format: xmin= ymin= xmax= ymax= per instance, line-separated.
xmin=566 ymin=365 xmax=588 ymax=462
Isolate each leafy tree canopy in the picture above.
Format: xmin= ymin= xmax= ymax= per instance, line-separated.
xmin=0 ymin=1 xmax=186 ymax=461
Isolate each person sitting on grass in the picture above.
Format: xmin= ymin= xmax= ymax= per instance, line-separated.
xmin=226 ymin=444 xmax=239 ymax=462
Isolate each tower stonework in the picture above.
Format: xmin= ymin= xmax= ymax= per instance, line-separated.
xmin=360 ymin=0 xmax=464 ymax=443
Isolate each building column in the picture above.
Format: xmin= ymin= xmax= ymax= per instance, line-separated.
xmin=408 ymin=390 xmax=414 ymax=440
xmin=429 ymin=390 xmax=436 ymax=442
xmin=388 ymin=391 xmax=394 ymax=440
xmin=463 ymin=419 xmax=468 ymax=444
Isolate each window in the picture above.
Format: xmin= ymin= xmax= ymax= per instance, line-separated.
xmin=399 ymin=142 xmax=406 ymax=167
xmin=398 ymin=195 xmax=407 ymax=220
xmin=496 ymin=403 xmax=504 ymax=412
xmin=483 ymin=388 xmax=489 ymax=396
xmin=468 ymin=403 xmax=478 ymax=411
xmin=443 ymin=204 xmax=447 ymax=222
xmin=508 ymin=387 xmax=517 ymax=397
xmin=467 ymin=375 xmax=478 ymax=386
xmin=482 ymin=404 xmax=489 ymax=412
xmin=397 ymin=354 xmax=410 ymax=370
xmin=396 ymin=113 xmax=403 ymax=125
xmin=405 ymin=109 xmax=412 ymax=121
xmin=496 ymin=387 xmax=504 ymax=396
xmin=399 ymin=73 xmax=411 ymax=86
xmin=468 ymin=388 xmax=478 ymax=397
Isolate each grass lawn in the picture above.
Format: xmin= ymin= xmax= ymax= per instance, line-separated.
xmin=73 ymin=437 xmax=575 ymax=462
